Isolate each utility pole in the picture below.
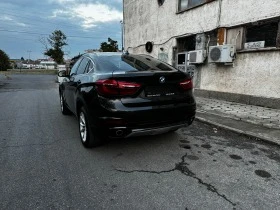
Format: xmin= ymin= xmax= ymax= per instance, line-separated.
xmin=120 ymin=20 xmax=124 ymax=52
xmin=27 ymin=50 xmax=32 ymax=63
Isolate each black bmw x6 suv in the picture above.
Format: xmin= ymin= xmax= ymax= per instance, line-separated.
xmin=59 ymin=52 xmax=196 ymax=147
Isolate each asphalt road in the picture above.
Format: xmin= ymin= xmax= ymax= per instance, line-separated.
xmin=0 ymin=74 xmax=280 ymax=210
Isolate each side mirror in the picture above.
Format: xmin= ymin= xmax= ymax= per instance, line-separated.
xmin=58 ymin=70 xmax=68 ymax=77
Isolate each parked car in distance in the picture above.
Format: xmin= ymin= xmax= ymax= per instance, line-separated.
xmin=57 ymin=65 xmax=66 ymax=83
xmin=58 ymin=52 xmax=196 ymax=148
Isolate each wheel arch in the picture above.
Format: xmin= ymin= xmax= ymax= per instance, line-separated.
xmin=76 ymin=98 xmax=85 ymax=116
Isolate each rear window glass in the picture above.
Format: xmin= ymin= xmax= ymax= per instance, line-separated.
xmin=95 ymin=54 xmax=175 ymax=72
xmin=156 ymin=63 xmax=173 ymax=71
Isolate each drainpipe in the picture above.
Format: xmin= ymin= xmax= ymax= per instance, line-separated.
xmin=216 ymin=0 xmax=222 ymax=28
xmin=122 ymin=0 xmax=125 ymax=52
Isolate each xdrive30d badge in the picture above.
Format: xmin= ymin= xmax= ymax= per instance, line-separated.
xmin=58 ymin=52 xmax=196 ymax=148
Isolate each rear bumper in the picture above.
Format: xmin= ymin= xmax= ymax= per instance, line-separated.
xmin=96 ymin=116 xmax=195 ymax=138
xmin=88 ymin=97 xmax=196 ymax=138
xmin=121 ymin=117 xmax=194 ymax=138
xmin=127 ymin=124 xmax=185 ymax=137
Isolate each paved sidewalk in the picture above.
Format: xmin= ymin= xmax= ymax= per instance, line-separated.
xmin=195 ymin=97 xmax=280 ymax=146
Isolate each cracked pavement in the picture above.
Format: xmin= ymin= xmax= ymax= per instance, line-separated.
xmin=116 ymin=152 xmax=236 ymax=207
xmin=1 ymin=75 xmax=280 ymax=209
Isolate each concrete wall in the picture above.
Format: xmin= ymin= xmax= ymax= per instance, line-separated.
xmin=200 ymin=51 xmax=280 ymax=98
xmin=124 ymin=0 xmax=219 ymax=57
xmin=124 ymin=0 xmax=280 ymax=99
xmin=220 ymin=0 xmax=280 ymax=27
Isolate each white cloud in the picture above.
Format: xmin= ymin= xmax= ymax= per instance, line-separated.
xmin=73 ymin=4 xmax=122 ymax=28
xmin=16 ymin=22 xmax=27 ymax=27
xmin=1 ymin=15 xmax=27 ymax=27
xmin=50 ymin=2 xmax=122 ymax=29
xmin=50 ymin=9 xmax=71 ymax=18
xmin=2 ymin=16 xmax=13 ymax=21
xmin=49 ymin=0 xmax=76 ymax=3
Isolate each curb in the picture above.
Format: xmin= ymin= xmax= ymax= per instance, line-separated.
xmin=195 ymin=116 xmax=280 ymax=147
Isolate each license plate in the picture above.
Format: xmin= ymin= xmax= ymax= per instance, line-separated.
xmin=145 ymin=86 xmax=176 ymax=97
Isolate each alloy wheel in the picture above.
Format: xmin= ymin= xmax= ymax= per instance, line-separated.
xmin=79 ymin=111 xmax=87 ymax=143
xmin=60 ymin=95 xmax=64 ymax=112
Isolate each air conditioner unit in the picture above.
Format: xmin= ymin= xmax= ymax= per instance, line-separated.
xmin=208 ymin=45 xmax=236 ymax=63
xmin=188 ymin=50 xmax=206 ymax=64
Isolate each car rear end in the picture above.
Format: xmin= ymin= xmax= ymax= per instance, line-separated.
xmin=88 ymin=53 xmax=196 ymax=138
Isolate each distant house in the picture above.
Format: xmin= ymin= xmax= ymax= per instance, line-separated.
xmin=39 ymin=61 xmax=57 ymax=69
xmin=9 ymin=59 xmax=22 ymax=69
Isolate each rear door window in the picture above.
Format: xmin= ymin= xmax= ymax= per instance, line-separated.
xmin=70 ymin=57 xmax=83 ymax=76
xmin=76 ymin=57 xmax=89 ymax=75
xmin=85 ymin=59 xmax=94 ymax=73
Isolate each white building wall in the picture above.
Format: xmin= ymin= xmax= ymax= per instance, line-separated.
xmin=220 ymin=0 xmax=280 ymax=27
xmin=124 ymin=0 xmax=280 ymax=99
xmin=200 ymin=51 xmax=280 ymax=98
xmin=125 ymin=0 xmax=219 ymax=56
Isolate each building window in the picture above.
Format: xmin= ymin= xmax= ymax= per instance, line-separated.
xmin=177 ymin=35 xmax=196 ymax=52
xmin=245 ymin=21 xmax=279 ymax=49
xmin=178 ymin=0 xmax=215 ymax=12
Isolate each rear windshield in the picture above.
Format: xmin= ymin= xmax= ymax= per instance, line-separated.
xmin=95 ymin=54 xmax=175 ymax=72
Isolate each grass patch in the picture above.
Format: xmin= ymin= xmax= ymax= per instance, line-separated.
xmin=0 ymin=69 xmax=58 ymax=75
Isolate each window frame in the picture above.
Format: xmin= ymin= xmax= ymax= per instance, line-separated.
xmin=76 ymin=57 xmax=90 ymax=75
xmin=238 ymin=19 xmax=280 ymax=53
xmin=177 ymin=0 xmax=216 ymax=13
xmin=70 ymin=57 xmax=83 ymax=76
xmin=245 ymin=21 xmax=279 ymax=48
xmin=85 ymin=58 xmax=95 ymax=73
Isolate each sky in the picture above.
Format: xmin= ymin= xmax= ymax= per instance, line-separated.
xmin=0 ymin=0 xmax=123 ymax=60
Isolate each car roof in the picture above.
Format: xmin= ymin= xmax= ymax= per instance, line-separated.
xmin=87 ymin=52 xmax=123 ymax=58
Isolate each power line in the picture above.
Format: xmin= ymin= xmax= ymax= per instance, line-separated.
xmin=0 ymin=12 xmax=123 ymax=34
xmin=1 ymin=36 xmax=38 ymax=41
xmin=0 ymin=29 xmax=119 ymax=39
xmin=1 ymin=12 xmax=80 ymax=30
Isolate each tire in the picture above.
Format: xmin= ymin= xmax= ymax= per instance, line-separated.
xmin=60 ymin=93 xmax=71 ymax=115
xmin=78 ymin=107 xmax=103 ymax=148
xmin=168 ymin=128 xmax=179 ymax=133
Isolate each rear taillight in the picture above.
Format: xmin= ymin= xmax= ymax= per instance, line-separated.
xmin=96 ymin=79 xmax=141 ymax=96
xmin=179 ymin=79 xmax=193 ymax=91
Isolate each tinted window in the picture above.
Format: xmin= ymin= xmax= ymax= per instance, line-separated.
xmin=70 ymin=57 xmax=83 ymax=75
xmin=156 ymin=63 xmax=172 ymax=71
xmin=85 ymin=60 xmax=94 ymax=73
xmin=95 ymin=55 xmax=175 ymax=72
xmin=135 ymin=59 xmax=150 ymax=70
xmin=77 ymin=57 xmax=89 ymax=75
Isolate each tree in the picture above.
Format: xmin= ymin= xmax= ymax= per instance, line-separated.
xmin=0 ymin=49 xmax=11 ymax=71
xmin=100 ymin=38 xmax=118 ymax=52
xmin=43 ymin=30 xmax=67 ymax=64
